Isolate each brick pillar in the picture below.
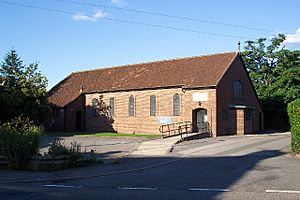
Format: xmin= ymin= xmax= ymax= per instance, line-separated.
xmin=236 ymin=109 xmax=245 ymax=135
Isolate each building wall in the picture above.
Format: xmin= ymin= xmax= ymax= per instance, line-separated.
xmin=65 ymin=95 xmax=85 ymax=131
xmin=47 ymin=108 xmax=65 ymax=131
xmin=217 ymin=56 xmax=263 ymax=135
xmin=85 ymin=88 xmax=217 ymax=136
xmin=236 ymin=109 xmax=244 ymax=135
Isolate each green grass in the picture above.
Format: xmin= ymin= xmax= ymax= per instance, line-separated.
xmin=46 ymin=131 xmax=161 ymax=139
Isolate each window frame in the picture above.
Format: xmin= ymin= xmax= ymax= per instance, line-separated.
xmin=150 ymin=95 xmax=156 ymax=116
xmin=109 ymin=97 xmax=115 ymax=117
xmin=92 ymin=98 xmax=97 ymax=117
xmin=222 ymin=109 xmax=227 ymax=121
xmin=233 ymin=80 xmax=244 ymax=100
xmin=128 ymin=95 xmax=135 ymax=116
xmin=173 ymin=93 xmax=180 ymax=116
xmin=245 ymin=110 xmax=252 ymax=121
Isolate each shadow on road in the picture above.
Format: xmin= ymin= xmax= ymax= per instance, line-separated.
xmin=0 ymin=150 xmax=289 ymax=200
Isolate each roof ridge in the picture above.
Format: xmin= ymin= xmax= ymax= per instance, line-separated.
xmin=72 ymin=51 xmax=237 ymax=74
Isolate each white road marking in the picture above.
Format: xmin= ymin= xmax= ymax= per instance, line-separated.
xmin=189 ymin=188 xmax=230 ymax=192
xmin=266 ymin=189 xmax=300 ymax=194
xmin=118 ymin=187 xmax=158 ymax=191
xmin=43 ymin=184 xmax=82 ymax=189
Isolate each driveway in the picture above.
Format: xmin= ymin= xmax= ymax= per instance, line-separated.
xmin=1 ymin=132 xmax=299 ymax=200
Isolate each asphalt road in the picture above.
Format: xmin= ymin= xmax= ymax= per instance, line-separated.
xmin=1 ymin=133 xmax=300 ymax=200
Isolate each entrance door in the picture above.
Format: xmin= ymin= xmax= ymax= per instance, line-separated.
xmin=76 ymin=111 xmax=82 ymax=131
xmin=196 ymin=109 xmax=208 ymax=133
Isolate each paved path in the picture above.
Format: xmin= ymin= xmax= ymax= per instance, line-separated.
xmin=131 ymin=133 xmax=200 ymax=156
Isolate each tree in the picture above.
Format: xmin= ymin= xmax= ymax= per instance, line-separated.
xmin=241 ymin=34 xmax=300 ymax=130
xmin=0 ymin=49 xmax=49 ymax=124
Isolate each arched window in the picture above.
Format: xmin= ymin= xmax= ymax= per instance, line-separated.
xmin=234 ymin=80 xmax=243 ymax=100
xmin=173 ymin=93 xmax=180 ymax=116
xmin=128 ymin=95 xmax=135 ymax=116
xmin=109 ymin=97 xmax=115 ymax=117
xmin=150 ymin=95 xmax=156 ymax=116
xmin=92 ymin=98 xmax=97 ymax=116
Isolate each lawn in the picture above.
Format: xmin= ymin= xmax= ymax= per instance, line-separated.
xmin=46 ymin=131 xmax=161 ymax=139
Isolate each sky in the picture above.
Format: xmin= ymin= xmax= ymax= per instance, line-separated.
xmin=0 ymin=0 xmax=300 ymax=90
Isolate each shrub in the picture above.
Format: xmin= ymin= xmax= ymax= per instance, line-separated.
xmin=48 ymin=140 xmax=82 ymax=164
xmin=287 ymin=99 xmax=300 ymax=154
xmin=48 ymin=140 xmax=69 ymax=157
xmin=0 ymin=116 xmax=43 ymax=169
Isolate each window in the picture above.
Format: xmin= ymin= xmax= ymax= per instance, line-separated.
xmin=128 ymin=95 xmax=135 ymax=116
xmin=234 ymin=80 xmax=243 ymax=100
xmin=92 ymin=98 xmax=97 ymax=116
xmin=109 ymin=97 xmax=114 ymax=117
xmin=173 ymin=93 xmax=180 ymax=116
xmin=222 ymin=109 xmax=227 ymax=121
xmin=52 ymin=108 xmax=59 ymax=118
xmin=150 ymin=95 xmax=156 ymax=116
xmin=245 ymin=110 xmax=252 ymax=121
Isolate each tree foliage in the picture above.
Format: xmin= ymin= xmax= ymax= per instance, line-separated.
xmin=0 ymin=49 xmax=49 ymax=124
xmin=241 ymin=34 xmax=300 ymax=130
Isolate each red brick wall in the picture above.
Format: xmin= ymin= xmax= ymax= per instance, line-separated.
xmin=236 ymin=109 xmax=244 ymax=135
xmin=217 ymin=55 xmax=263 ymax=135
xmin=85 ymin=88 xmax=217 ymax=136
xmin=56 ymin=55 xmax=262 ymax=136
xmin=65 ymin=95 xmax=85 ymax=131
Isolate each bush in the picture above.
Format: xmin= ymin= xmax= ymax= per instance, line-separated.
xmin=287 ymin=99 xmax=300 ymax=154
xmin=48 ymin=140 xmax=69 ymax=157
xmin=0 ymin=116 xmax=43 ymax=169
xmin=48 ymin=140 xmax=82 ymax=164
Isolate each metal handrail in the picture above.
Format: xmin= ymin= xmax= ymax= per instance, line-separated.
xmin=159 ymin=121 xmax=212 ymax=138
xmin=159 ymin=121 xmax=192 ymax=138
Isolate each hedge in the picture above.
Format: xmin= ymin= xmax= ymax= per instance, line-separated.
xmin=287 ymin=99 xmax=300 ymax=154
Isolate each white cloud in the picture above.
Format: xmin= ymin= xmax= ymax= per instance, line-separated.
xmin=72 ymin=10 xmax=108 ymax=22
xmin=284 ymin=28 xmax=300 ymax=44
xmin=110 ymin=0 xmax=127 ymax=6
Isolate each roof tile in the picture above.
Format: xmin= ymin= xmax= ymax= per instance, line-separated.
xmin=48 ymin=52 xmax=237 ymax=107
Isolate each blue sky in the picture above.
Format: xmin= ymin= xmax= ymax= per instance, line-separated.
xmin=1 ymin=0 xmax=300 ymax=89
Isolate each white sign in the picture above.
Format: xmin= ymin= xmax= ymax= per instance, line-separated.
xmin=157 ymin=116 xmax=173 ymax=125
xmin=193 ymin=92 xmax=208 ymax=102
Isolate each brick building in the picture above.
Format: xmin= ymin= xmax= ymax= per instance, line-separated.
xmin=48 ymin=52 xmax=263 ymax=137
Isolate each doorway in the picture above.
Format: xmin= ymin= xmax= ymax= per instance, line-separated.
xmin=76 ymin=111 xmax=82 ymax=131
xmin=192 ymin=108 xmax=208 ymax=133
xmin=259 ymin=112 xmax=262 ymax=132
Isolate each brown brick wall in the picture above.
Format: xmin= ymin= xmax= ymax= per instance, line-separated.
xmin=65 ymin=95 xmax=85 ymax=131
xmin=57 ymin=55 xmax=262 ymax=136
xmin=236 ymin=109 xmax=244 ymax=135
xmin=217 ymin=56 xmax=263 ymax=135
xmin=85 ymin=88 xmax=217 ymax=136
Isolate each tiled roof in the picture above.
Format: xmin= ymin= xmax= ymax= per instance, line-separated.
xmin=48 ymin=52 xmax=238 ymax=107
